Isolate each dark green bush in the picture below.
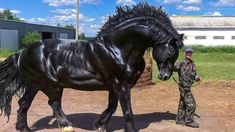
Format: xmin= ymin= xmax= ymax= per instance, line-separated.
xmin=22 ymin=32 xmax=42 ymax=46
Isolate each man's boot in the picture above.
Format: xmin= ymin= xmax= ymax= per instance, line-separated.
xmin=176 ymin=120 xmax=185 ymax=125
xmin=185 ymin=120 xmax=199 ymax=128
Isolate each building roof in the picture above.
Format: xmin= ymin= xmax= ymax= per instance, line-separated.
xmin=0 ymin=18 xmax=75 ymax=31
xmin=170 ymin=16 xmax=235 ymax=29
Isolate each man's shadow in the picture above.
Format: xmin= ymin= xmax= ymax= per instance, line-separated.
xmin=31 ymin=111 xmax=176 ymax=131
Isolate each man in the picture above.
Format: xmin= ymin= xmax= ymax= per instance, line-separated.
xmin=174 ymin=47 xmax=201 ymax=128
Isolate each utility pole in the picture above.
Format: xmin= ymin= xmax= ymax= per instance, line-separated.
xmin=76 ymin=0 xmax=80 ymax=40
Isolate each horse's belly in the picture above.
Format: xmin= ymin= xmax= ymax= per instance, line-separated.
xmin=59 ymin=78 xmax=106 ymax=91
xmin=56 ymin=67 xmax=106 ymax=90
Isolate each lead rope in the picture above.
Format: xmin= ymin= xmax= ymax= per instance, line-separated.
xmin=172 ymin=74 xmax=203 ymax=87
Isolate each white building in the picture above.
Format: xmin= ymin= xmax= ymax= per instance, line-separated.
xmin=171 ymin=16 xmax=235 ymax=46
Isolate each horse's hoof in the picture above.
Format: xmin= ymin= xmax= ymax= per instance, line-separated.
xmin=17 ymin=127 xmax=32 ymax=132
xmin=62 ymin=126 xmax=74 ymax=132
xmin=96 ymin=126 xmax=106 ymax=132
xmin=124 ymin=127 xmax=138 ymax=132
xmin=93 ymin=120 xmax=106 ymax=132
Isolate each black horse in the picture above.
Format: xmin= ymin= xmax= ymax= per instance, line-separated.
xmin=0 ymin=3 xmax=183 ymax=132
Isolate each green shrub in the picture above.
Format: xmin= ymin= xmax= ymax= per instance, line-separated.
xmin=22 ymin=32 xmax=41 ymax=46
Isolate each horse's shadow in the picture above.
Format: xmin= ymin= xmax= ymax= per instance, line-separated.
xmin=31 ymin=111 xmax=176 ymax=131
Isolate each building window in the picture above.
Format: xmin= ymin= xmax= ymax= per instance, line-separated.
xmin=195 ymin=36 xmax=206 ymax=40
xmin=232 ymin=36 xmax=235 ymax=40
xmin=59 ymin=33 xmax=68 ymax=39
xmin=183 ymin=36 xmax=187 ymax=40
xmin=213 ymin=36 xmax=224 ymax=40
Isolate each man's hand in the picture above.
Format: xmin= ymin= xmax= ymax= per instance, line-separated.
xmin=195 ymin=76 xmax=201 ymax=82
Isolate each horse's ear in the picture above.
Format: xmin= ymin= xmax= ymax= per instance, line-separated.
xmin=170 ymin=36 xmax=184 ymax=49
xmin=180 ymin=34 xmax=184 ymax=40
xmin=176 ymin=39 xmax=184 ymax=49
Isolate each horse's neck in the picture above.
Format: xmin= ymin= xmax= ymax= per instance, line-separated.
xmin=92 ymin=38 xmax=146 ymax=67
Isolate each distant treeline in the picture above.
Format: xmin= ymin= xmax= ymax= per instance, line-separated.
xmin=182 ymin=45 xmax=235 ymax=53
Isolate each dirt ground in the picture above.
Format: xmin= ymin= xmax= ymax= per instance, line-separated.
xmin=0 ymin=81 xmax=234 ymax=132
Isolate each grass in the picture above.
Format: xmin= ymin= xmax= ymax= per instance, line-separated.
xmin=0 ymin=49 xmax=15 ymax=57
xmin=153 ymin=46 xmax=235 ymax=82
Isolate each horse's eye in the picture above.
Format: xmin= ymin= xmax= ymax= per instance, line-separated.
xmin=168 ymin=46 xmax=175 ymax=57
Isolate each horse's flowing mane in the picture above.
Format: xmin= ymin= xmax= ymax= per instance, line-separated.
xmin=96 ymin=3 xmax=181 ymax=44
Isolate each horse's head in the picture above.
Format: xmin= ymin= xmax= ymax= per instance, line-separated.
xmin=95 ymin=3 xmax=184 ymax=81
xmin=152 ymin=34 xmax=184 ymax=81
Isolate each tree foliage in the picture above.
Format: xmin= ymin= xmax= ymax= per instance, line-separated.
xmin=0 ymin=9 xmax=23 ymax=22
xmin=21 ymin=32 xmax=42 ymax=46
xmin=64 ymin=24 xmax=75 ymax=29
xmin=78 ymin=33 xmax=86 ymax=40
xmin=56 ymin=24 xmax=75 ymax=29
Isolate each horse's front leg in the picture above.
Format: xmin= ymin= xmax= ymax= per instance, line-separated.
xmin=94 ymin=90 xmax=118 ymax=131
xmin=114 ymin=85 xmax=137 ymax=132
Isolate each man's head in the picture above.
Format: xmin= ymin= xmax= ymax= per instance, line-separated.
xmin=185 ymin=47 xmax=193 ymax=60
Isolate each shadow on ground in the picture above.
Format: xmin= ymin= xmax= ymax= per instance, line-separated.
xmin=31 ymin=112 xmax=176 ymax=131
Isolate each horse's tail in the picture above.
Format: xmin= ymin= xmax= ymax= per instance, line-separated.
xmin=0 ymin=53 xmax=30 ymax=121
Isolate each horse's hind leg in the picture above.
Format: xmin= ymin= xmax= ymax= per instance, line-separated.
xmin=16 ymin=87 xmax=38 ymax=132
xmin=42 ymin=87 xmax=72 ymax=129
xmin=94 ymin=90 xmax=118 ymax=131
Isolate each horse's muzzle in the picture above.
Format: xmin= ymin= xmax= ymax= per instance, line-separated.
xmin=158 ymin=73 xmax=170 ymax=81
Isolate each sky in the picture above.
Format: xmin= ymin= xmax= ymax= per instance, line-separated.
xmin=0 ymin=0 xmax=235 ymax=36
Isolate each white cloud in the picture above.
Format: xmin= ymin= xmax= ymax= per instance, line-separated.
xmin=27 ymin=13 xmax=95 ymax=23
xmin=183 ymin=0 xmax=201 ymax=4
xmin=214 ymin=0 xmax=235 ymax=6
xmin=43 ymin=0 xmax=97 ymax=6
xmin=24 ymin=11 xmax=96 ymax=36
xmin=52 ymin=8 xmax=77 ymax=15
xmin=53 ymin=14 xmax=76 ymax=21
xmin=43 ymin=0 xmax=76 ymax=7
xmin=10 ymin=9 xmax=21 ymax=14
xmin=163 ymin=0 xmax=181 ymax=3
xmin=25 ymin=6 xmax=97 ymax=36
xmin=0 ymin=8 xmax=4 ymax=12
xmin=210 ymin=11 xmax=223 ymax=16
xmin=79 ymin=23 xmax=101 ymax=36
xmin=52 ymin=8 xmax=95 ymax=22
xmin=177 ymin=5 xmax=200 ymax=11
xmin=27 ymin=17 xmax=48 ymax=23
xmin=101 ymin=15 xmax=109 ymax=24
xmin=163 ymin=0 xmax=201 ymax=4
xmin=116 ymin=0 xmax=136 ymax=6
xmin=81 ymin=0 xmax=98 ymax=4
xmin=205 ymin=11 xmax=223 ymax=16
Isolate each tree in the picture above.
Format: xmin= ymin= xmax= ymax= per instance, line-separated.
xmin=78 ymin=33 xmax=86 ymax=40
xmin=0 ymin=9 xmax=23 ymax=22
xmin=64 ymin=24 xmax=75 ymax=29
xmin=2 ymin=9 xmax=13 ymax=19
xmin=57 ymin=24 xmax=61 ymax=27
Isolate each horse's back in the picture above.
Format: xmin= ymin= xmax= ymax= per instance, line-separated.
xmin=18 ymin=39 xmax=105 ymax=90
